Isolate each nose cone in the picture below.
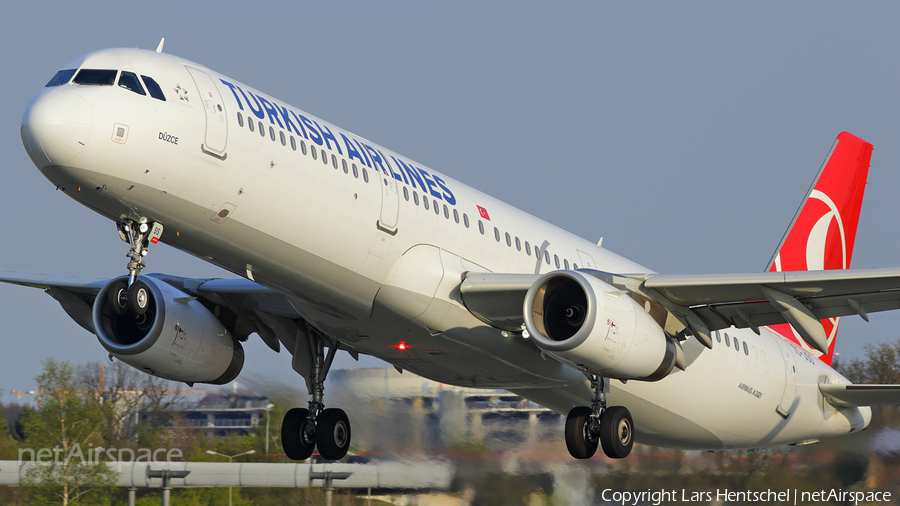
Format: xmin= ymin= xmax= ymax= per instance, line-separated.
xmin=21 ymin=89 xmax=93 ymax=168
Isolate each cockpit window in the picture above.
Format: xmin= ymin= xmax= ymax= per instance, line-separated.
xmin=73 ymin=69 xmax=118 ymax=85
xmin=46 ymin=69 xmax=76 ymax=87
xmin=117 ymin=72 xmax=146 ymax=95
xmin=141 ymin=75 xmax=166 ymax=101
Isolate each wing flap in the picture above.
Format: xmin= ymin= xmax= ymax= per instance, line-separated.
xmin=819 ymin=383 xmax=900 ymax=407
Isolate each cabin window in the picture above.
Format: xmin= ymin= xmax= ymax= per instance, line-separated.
xmin=352 ymin=164 xmax=359 ymax=178
xmin=433 ymin=200 xmax=440 ymax=215
xmin=300 ymin=140 xmax=307 ymax=155
xmin=248 ymin=119 xmax=255 ymax=132
xmin=463 ymin=213 xmax=470 ymax=228
xmin=494 ymin=227 xmax=501 ymax=242
xmin=237 ymin=113 xmax=244 ymax=128
xmin=269 ymin=127 xmax=276 ymax=141
xmin=413 ymin=191 xmax=419 ymax=205
xmin=734 ymin=337 xmax=740 ymax=351
xmin=311 ymin=148 xmax=317 ymax=160
xmin=322 ymin=150 xmax=328 ymax=164
xmin=743 ymin=342 xmax=749 ymax=355
xmin=46 ymin=69 xmax=76 ymax=87
xmin=141 ymin=76 xmax=166 ymax=101
xmin=573 ymin=263 xmax=578 ymax=269
xmin=505 ymin=232 xmax=512 ymax=247
xmin=363 ymin=168 xmax=369 ymax=182
xmin=715 ymin=331 xmax=721 ymax=343
xmin=554 ymin=255 xmax=560 ymax=268
xmin=73 ymin=69 xmax=117 ymax=86
xmin=279 ymin=131 xmax=286 ymax=146
xmin=117 ymin=71 xmax=145 ymax=95
xmin=515 ymin=237 xmax=521 ymax=251
xmin=444 ymin=205 xmax=450 ymax=219
xmin=342 ymin=159 xmax=348 ymax=173
xmin=525 ymin=241 xmax=531 ymax=256
xmin=333 ymin=154 xmax=338 ymax=169
xmin=403 ymin=187 xmax=409 ymax=201
xmin=564 ymin=259 xmax=569 ymax=269
xmin=544 ymin=250 xmax=550 ymax=265
xmin=453 ymin=209 xmax=459 ymax=224
xmin=724 ymin=333 xmax=730 ymax=347
xmin=290 ymin=136 xmax=296 ymax=150
xmin=478 ymin=221 xmax=485 ymax=235
xmin=423 ymin=197 xmax=429 ymax=210
xmin=258 ymin=122 xmax=265 ymax=137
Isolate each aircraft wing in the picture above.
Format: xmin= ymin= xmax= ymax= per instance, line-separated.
xmin=0 ymin=270 xmax=307 ymax=354
xmin=819 ymin=383 xmax=900 ymax=407
xmin=460 ymin=268 xmax=900 ymax=352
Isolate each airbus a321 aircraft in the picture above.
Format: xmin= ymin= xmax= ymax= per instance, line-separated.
xmin=7 ymin=42 xmax=900 ymax=461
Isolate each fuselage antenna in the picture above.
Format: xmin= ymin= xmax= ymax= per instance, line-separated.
xmin=156 ymin=38 xmax=165 ymax=54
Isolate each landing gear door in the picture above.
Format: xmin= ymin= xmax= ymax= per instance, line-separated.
xmin=186 ymin=67 xmax=227 ymax=157
xmin=775 ymin=337 xmax=798 ymax=418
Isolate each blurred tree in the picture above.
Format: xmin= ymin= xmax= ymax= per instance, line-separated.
xmin=19 ymin=359 xmax=116 ymax=506
xmin=0 ymin=396 xmax=18 ymax=460
xmin=835 ymin=340 xmax=900 ymax=384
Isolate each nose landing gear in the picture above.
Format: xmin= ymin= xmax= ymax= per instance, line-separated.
xmin=111 ymin=219 xmax=163 ymax=316
xmin=565 ymin=375 xmax=634 ymax=459
xmin=281 ymin=329 xmax=351 ymax=461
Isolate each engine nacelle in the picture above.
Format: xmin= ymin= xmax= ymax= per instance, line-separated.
xmin=93 ymin=276 xmax=244 ymax=385
xmin=523 ymin=271 xmax=677 ymax=381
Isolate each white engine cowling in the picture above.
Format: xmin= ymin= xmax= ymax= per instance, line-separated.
xmin=93 ymin=276 xmax=244 ymax=385
xmin=523 ymin=271 xmax=677 ymax=381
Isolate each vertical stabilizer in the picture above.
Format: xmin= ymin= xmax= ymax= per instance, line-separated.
xmin=766 ymin=132 xmax=873 ymax=364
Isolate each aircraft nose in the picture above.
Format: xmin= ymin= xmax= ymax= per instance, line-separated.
xmin=21 ymin=88 xmax=93 ymax=168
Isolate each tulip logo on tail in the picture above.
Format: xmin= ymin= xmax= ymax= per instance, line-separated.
xmin=766 ymin=132 xmax=872 ymax=365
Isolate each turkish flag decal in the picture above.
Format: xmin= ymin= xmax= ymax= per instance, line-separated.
xmin=477 ymin=205 xmax=491 ymax=221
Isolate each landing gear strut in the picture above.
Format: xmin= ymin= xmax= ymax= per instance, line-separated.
xmin=565 ymin=375 xmax=634 ymax=459
xmin=281 ymin=330 xmax=351 ymax=461
xmin=110 ymin=219 xmax=163 ymax=316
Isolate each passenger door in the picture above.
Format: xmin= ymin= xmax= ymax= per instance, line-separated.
xmin=186 ymin=67 xmax=228 ymax=158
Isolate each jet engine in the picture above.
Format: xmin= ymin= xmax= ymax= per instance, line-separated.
xmin=523 ymin=271 xmax=678 ymax=381
xmin=92 ymin=276 xmax=244 ymax=385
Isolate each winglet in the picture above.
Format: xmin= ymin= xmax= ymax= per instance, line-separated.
xmin=766 ymin=132 xmax=873 ymax=364
xmin=156 ymin=37 xmax=165 ymax=54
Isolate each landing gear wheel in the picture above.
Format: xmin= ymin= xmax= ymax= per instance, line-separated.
xmin=127 ymin=280 xmax=150 ymax=315
xmin=107 ymin=280 xmax=128 ymax=316
xmin=565 ymin=406 xmax=598 ymax=459
xmin=600 ymin=406 xmax=634 ymax=459
xmin=281 ymin=408 xmax=315 ymax=461
xmin=316 ymin=408 xmax=351 ymax=461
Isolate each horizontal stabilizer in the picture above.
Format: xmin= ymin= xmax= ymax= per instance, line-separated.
xmin=819 ymin=383 xmax=900 ymax=407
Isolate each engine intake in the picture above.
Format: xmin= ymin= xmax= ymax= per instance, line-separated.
xmin=93 ymin=276 xmax=243 ymax=385
xmin=523 ymin=271 xmax=677 ymax=381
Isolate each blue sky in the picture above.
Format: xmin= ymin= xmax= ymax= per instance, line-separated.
xmin=2 ymin=2 xmax=900 ymax=403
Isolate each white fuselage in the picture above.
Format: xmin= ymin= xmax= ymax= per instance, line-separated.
xmin=20 ymin=48 xmax=870 ymax=451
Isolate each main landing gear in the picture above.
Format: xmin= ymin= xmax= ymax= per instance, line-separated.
xmin=108 ymin=219 xmax=163 ymax=317
xmin=281 ymin=330 xmax=351 ymax=461
xmin=565 ymin=375 xmax=634 ymax=459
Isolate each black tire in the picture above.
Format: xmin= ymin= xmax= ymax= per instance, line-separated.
xmin=565 ymin=406 xmax=598 ymax=459
xmin=107 ymin=280 xmax=128 ymax=316
xmin=281 ymin=408 xmax=315 ymax=460
xmin=127 ymin=280 xmax=151 ymax=315
xmin=600 ymin=406 xmax=634 ymax=459
xmin=316 ymin=408 xmax=351 ymax=461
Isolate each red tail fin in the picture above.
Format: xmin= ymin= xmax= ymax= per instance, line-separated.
xmin=766 ymin=132 xmax=873 ymax=364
